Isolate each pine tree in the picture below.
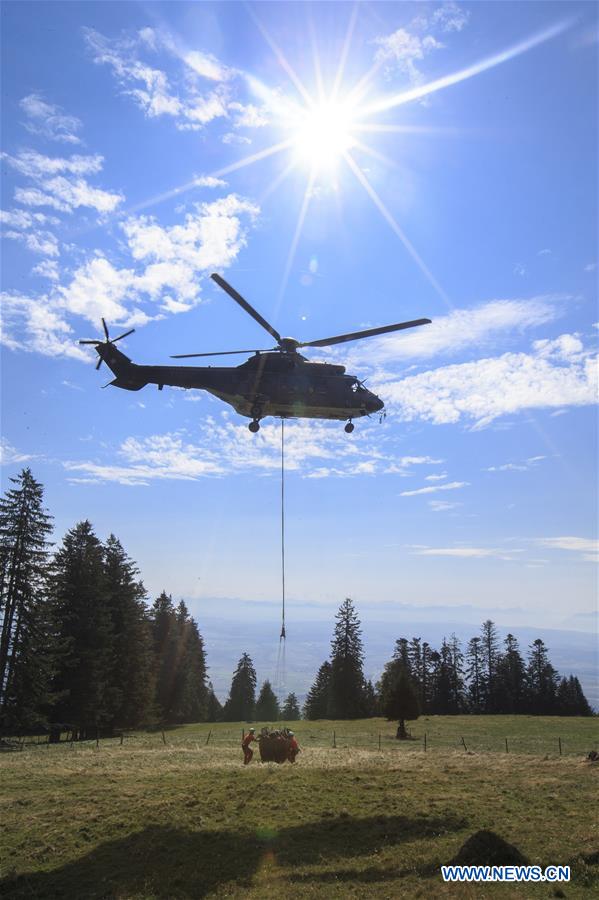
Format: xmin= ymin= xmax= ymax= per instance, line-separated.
xmin=281 ymin=692 xmax=301 ymax=720
xmin=429 ymin=642 xmax=454 ymax=714
xmin=362 ymin=679 xmax=379 ymax=717
xmin=526 ymin=639 xmax=558 ymax=714
xmin=328 ymin=598 xmax=366 ymax=719
xmin=103 ymin=535 xmax=154 ymax=731
xmin=170 ymin=602 xmax=209 ymax=724
xmin=378 ymin=658 xmax=420 ymax=739
xmin=448 ymin=633 xmax=465 ymax=712
xmin=480 ymin=620 xmax=500 ymax=711
xmin=150 ymin=591 xmax=180 ymax=723
xmin=255 ymin=679 xmax=280 ymax=721
xmin=50 ymin=521 xmax=114 ymax=740
xmin=466 ymin=636 xmax=484 ymax=712
xmin=206 ymin=682 xmax=223 ymax=722
xmin=0 ymin=469 xmax=54 ymax=731
xmin=223 ymin=652 xmax=257 ymax=721
xmin=495 ymin=633 xmax=526 ymax=713
xmin=393 ymin=638 xmax=411 ymax=672
xmin=303 ymin=661 xmax=332 ymax=719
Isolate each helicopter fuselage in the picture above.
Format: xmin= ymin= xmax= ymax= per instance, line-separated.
xmin=99 ymin=344 xmax=384 ymax=422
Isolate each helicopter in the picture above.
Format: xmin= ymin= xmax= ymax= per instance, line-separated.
xmin=79 ymin=273 xmax=431 ymax=433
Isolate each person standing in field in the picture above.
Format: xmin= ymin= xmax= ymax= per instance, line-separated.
xmin=242 ymin=728 xmax=256 ymax=764
xmin=287 ymin=731 xmax=300 ymax=763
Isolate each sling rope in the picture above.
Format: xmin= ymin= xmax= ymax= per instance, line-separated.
xmin=274 ymin=417 xmax=286 ymax=705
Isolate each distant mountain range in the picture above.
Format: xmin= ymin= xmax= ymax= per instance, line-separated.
xmin=196 ymin=609 xmax=597 ymax=711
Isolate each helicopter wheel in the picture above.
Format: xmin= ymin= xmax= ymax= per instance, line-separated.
xmin=249 ymin=420 xmax=260 ymax=433
xmin=344 ymin=421 xmax=355 ymax=434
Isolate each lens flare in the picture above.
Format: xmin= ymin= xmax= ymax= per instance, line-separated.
xmin=293 ymin=101 xmax=355 ymax=169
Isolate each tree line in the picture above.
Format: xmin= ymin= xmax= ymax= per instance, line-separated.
xmin=303 ymin=599 xmax=593 ymax=721
xmin=1 ymin=470 xmax=592 ymax=736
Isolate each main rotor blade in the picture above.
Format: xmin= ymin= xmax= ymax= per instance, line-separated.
xmin=95 ymin=356 xmax=103 ymax=370
xmin=112 ymin=328 xmax=135 ymax=343
xmin=101 ymin=317 xmax=110 ymax=341
xmin=211 ymin=273 xmax=282 ymax=344
xmin=79 ymin=339 xmax=101 ymax=345
xmin=170 ymin=348 xmax=273 ymax=359
xmin=299 ymin=318 xmax=432 ymax=348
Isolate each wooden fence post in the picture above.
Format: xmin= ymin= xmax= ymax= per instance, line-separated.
xmin=96 ymin=727 xmax=99 ymax=748
xmin=558 ymin=737 xmax=562 ymax=756
xmin=505 ymin=738 xmax=509 ymax=753
xmin=333 ymin=730 xmax=336 ymax=748
xmin=205 ymin=730 xmax=212 ymax=746
xmin=461 ymin=736 xmax=468 ymax=752
xmin=424 ymin=733 xmax=427 ymax=752
xmin=378 ymin=733 xmax=381 ymax=750
xmin=120 ymin=733 xmax=124 ymax=746
xmin=161 ymin=730 xmax=167 ymax=745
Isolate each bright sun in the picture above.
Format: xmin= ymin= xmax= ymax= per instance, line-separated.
xmin=293 ymin=101 xmax=356 ymax=169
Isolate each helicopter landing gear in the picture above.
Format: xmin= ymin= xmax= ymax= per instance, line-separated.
xmin=249 ymin=420 xmax=260 ymax=433
xmin=344 ymin=421 xmax=355 ymax=434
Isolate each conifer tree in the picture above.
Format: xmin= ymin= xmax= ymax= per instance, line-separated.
xmin=556 ymin=675 xmax=593 ymax=716
xmin=150 ymin=591 xmax=180 ymax=722
xmin=0 ymin=469 xmax=54 ymax=730
xmin=527 ymin=639 xmax=558 ymax=714
xmin=328 ymin=598 xmax=366 ymax=718
xmin=103 ymin=535 xmax=154 ymax=730
xmin=378 ymin=658 xmax=420 ymax=739
xmin=255 ymin=679 xmax=280 ymax=721
xmin=495 ymin=633 xmax=526 ymax=713
xmin=448 ymin=633 xmax=465 ymax=712
xmin=281 ymin=692 xmax=301 ymax=720
xmin=50 ymin=521 xmax=114 ymax=740
xmin=466 ymin=636 xmax=484 ymax=712
xmin=362 ymin=679 xmax=379 ymax=717
xmin=303 ymin=660 xmax=331 ymax=719
xmin=480 ymin=620 xmax=500 ymax=711
xmin=172 ymin=602 xmax=209 ymax=723
xmin=429 ymin=642 xmax=454 ymax=714
xmin=223 ymin=652 xmax=256 ymax=721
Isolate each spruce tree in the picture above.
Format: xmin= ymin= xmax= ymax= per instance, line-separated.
xmin=170 ymin=602 xmax=209 ymax=724
xmin=303 ymin=660 xmax=331 ymax=719
xmin=103 ymin=535 xmax=154 ymax=730
xmin=480 ymin=620 xmax=500 ymax=711
xmin=362 ymin=679 xmax=379 ymax=717
xmin=448 ymin=633 xmax=465 ymax=712
xmin=0 ymin=468 xmax=54 ymax=731
xmin=150 ymin=591 xmax=180 ymax=723
xmin=466 ymin=636 xmax=484 ymax=712
xmin=50 ymin=521 xmax=114 ymax=740
xmin=223 ymin=652 xmax=257 ymax=721
xmin=281 ymin=692 xmax=301 ymax=720
xmin=527 ymin=639 xmax=558 ymax=714
xmin=328 ymin=598 xmax=366 ymax=719
xmin=255 ymin=679 xmax=280 ymax=721
xmin=495 ymin=633 xmax=526 ymax=713
xmin=378 ymin=658 xmax=420 ymax=739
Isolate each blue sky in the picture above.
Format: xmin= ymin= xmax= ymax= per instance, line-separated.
xmin=1 ymin=2 xmax=597 ymax=654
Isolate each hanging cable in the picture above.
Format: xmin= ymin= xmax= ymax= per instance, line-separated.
xmin=280 ymin=416 xmax=286 ymax=640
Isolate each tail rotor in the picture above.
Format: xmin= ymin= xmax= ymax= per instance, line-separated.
xmin=79 ymin=319 xmax=135 ymax=370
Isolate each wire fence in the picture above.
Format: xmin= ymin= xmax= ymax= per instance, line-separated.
xmin=3 ymin=725 xmax=596 ymax=758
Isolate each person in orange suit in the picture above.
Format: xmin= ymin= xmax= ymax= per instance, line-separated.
xmin=242 ymin=727 xmax=256 ymax=764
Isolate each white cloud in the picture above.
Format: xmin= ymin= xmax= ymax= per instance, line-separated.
xmin=63 ymin=418 xmax=446 ymax=485
xmin=400 ymin=480 xmax=468 ymax=497
xmin=20 ymin=93 xmax=83 ymax=145
xmin=0 ymin=291 xmax=88 ymax=360
xmin=32 ymin=259 xmax=59 ymax=280
xmin=410 ymin=545 xmax=517 ymax=559
xmin=373 ymin=29 xmax=444 ymax=86
xmin=0 ymin=208 xmax=59 ymax=229
xmin=3 ymin=150 xmax=122 ymax=215
xmin=228 ymin=101 xmax=269 ymax=128
xmin=513 ymin=263 xmax=527 ymax=276
xmin=183 ymin=49 xmax=233 ymax=82
xmin=193 ymin=175 xmax=228 ymax=189
xmin=428 ymin=499 xmax=461 ymax=511
xmin=0 ymin=438 xmax=35 ymax=465
xmin=485 ymin=455 xmax=546 ymax=473
xmin=222 ymin=132 xmax=251 ymax=145
xmin=353 ymin=296 xmax=564 ymax=365
xmin=380 ymin=334 xmax=598 ymax=429
xmin=425 ymin=472 xmax=447 ymax=481
xmin=584 ymin=262 xmax=596 ymax=272
xmin=535 ymin=536 xmax=598 ymax=563
xmin=3 ymin=228 xmax=59 ymax=257
xmin=432 ymin=2 xmax=470 ymax=33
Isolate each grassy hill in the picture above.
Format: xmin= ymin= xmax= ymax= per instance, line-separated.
xmin=1 ymin=716 xmax=597 ymax=898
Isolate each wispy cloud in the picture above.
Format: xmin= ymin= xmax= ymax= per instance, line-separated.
xmin=380 ymin=333 xmax=597 ymax=429
xmin=485 ymin=455 xmax=546 ymax=472
xmin=409 ymin=543 xmax=524 ymax=560
xmin=400 ymin=480 xmax=468 ymax=497
xmin=20 ymin=93 xmax=83 ymax=145
xmin=535 ymin=536 xmax=598 ymax=563
xmin=428 ymin=499 xmax=461 ymax=512
xmin=0 ymin=438 xmax=35 ymax=465
xmin=63 ymin=417 xmax=446 ymax=485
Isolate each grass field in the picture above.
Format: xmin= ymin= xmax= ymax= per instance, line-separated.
xmin=1 ymin=716 xmax=597 ymax=898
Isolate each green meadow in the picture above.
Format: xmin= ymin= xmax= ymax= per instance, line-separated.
xmin=1 ymin=716 xmax=597 ymax=899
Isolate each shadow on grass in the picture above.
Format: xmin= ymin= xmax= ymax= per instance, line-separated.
xmin=0 ymin=813 xmax=466 ymax=898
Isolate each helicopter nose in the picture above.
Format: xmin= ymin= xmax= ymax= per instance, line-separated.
xmin=366 ymin=394 xmax=384 ymax=413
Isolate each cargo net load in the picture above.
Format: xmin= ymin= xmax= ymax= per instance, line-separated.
xmin=258 ymin=727 xmax=299 ymax=764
